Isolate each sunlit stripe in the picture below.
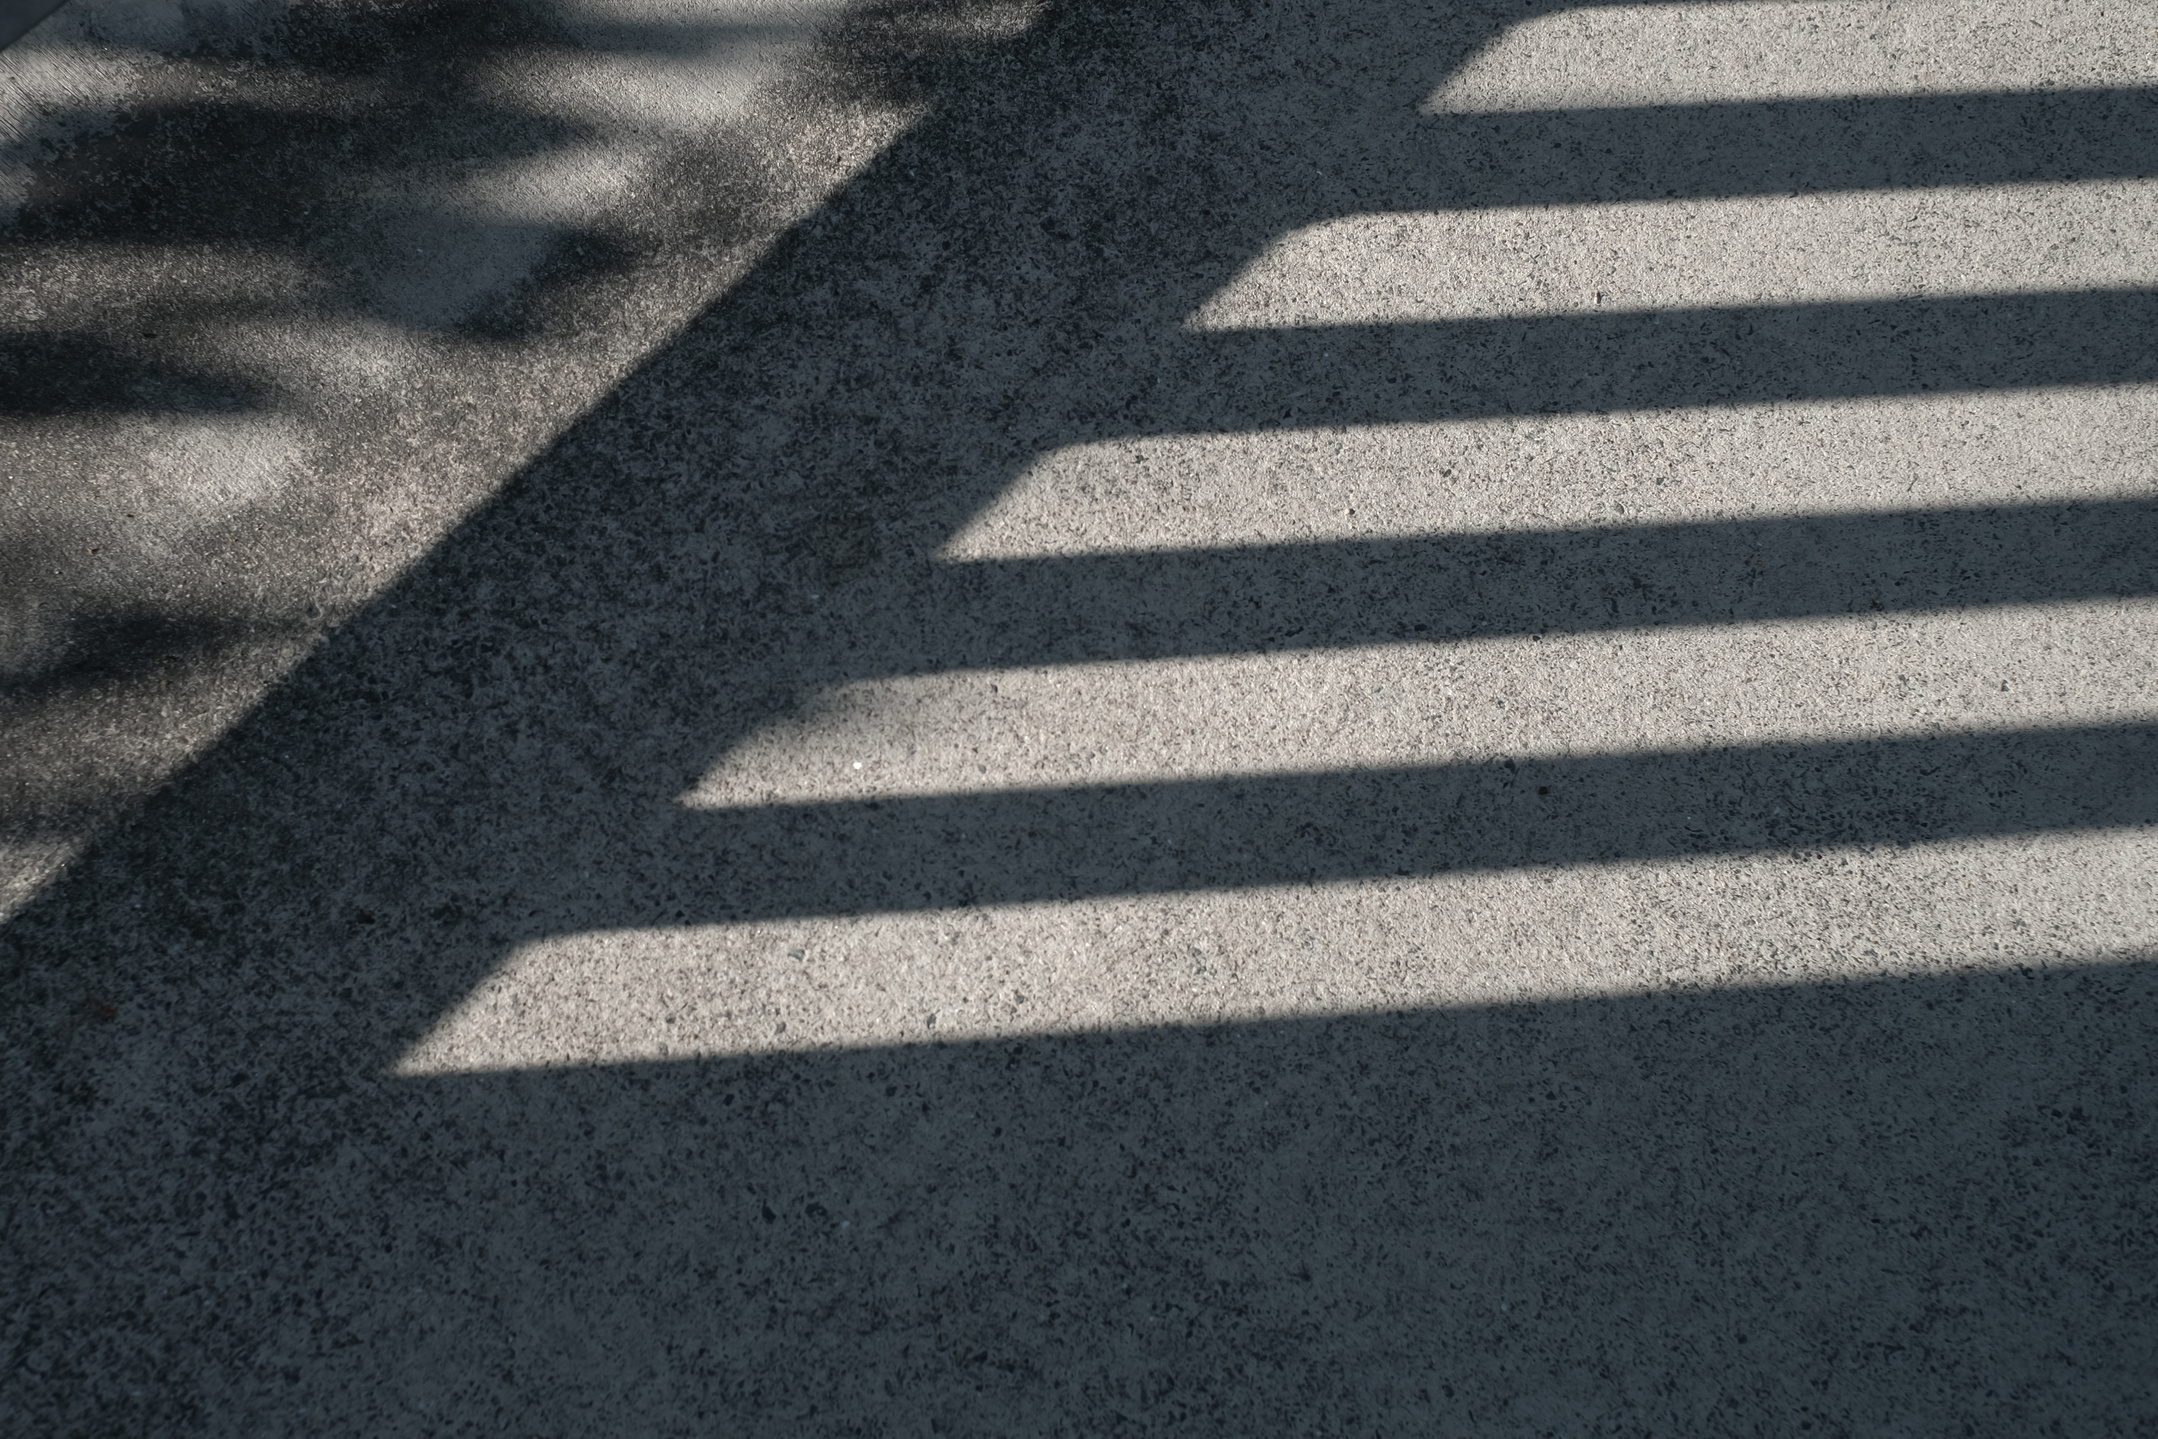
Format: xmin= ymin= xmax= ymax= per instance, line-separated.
xmin=942 ymin=389 xmax=2158 ymax=559
xmin=1424 ymin=0 xmax=2158 ymax=112
xmin=1187 ymin=184 xmax=2158 ymax=329
xmin=681 ymin=602 xmax=2156 ymax=805
xmin=393 ymin=831 xmax=2157 ymax=1073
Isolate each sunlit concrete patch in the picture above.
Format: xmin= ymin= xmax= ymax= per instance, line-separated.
xmin=1424 ymin=0 xmax=2158 ymax=113
xmin=398 ymin=0 xmax=866 ymax=326
xmin=685 ymin=602 xmax=2157 ymax=804
xmin=0 ymin=413 xmax=309 ymax=550
xmin=0 ymin=409 xmax=316 ymax=734
xmin=943 ymin=388 xmax=2158 ymax=558
xmin=416 ymin=0 xmax=1040 ymax=324
xmin=476 ymin=0 xmax=847 ymax=138
xmin=0 ymin=242 xmax=326 ymax=328
xmin=1188 ymin=183 xmax=2158 ymax=329
xmin=394 ymin=829 xmax=2158 ymax=1073
xmin=0 ymin=837 xmax=80 ymax=926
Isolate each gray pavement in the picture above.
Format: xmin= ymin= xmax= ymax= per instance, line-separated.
xmin=4 ymin=0 xmax=2157 ymax=1431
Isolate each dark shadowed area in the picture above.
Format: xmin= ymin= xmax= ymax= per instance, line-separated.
xmin=4 ymin=0 xmax=2156 ymax=1431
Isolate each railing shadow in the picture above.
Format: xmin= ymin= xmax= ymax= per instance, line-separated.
xmin=4 ymin=0 xmax=2156 ymax=1428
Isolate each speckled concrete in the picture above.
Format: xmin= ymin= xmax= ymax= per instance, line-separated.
xmin=5 ymin=0 xmax=2158 ymax=1431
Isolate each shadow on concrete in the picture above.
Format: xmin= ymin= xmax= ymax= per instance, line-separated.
xmin=6 ymin=0 xmax=658 ymax=356
xmin=0 ymin=0 xmax=65 ymax=52
xmin=17 ymin=960 xmax=2158 ymax=1431
xmin=643 ymin=723 xmax=2158 ymax=922
xmin=903 ymin=501 xmax=2158 ymax=667
xmin=0 ymin=330 xmax=264 ymax=415
xmin=4 ymin=0 xmax=2157 ymax=1428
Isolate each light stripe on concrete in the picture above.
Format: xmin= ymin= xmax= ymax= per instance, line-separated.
xmin=943 ymin=389 xmax=2158 ymax=559
xmin=683 ymin=602 xmax=2158 ymax=805
xmin=395 ymin=830 xmax=2156 ymax=1072
xmin=1187 ymin=184 xmax=2158 ymax=329
xmin=1425 ymin=0 xmax=2158 ymax=113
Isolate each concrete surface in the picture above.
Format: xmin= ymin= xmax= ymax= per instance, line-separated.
xmin=3 ymin=0 xmax=2157 ymax=1431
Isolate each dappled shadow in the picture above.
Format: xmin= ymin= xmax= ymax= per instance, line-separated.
xmin=0 ymin=330 xmax=263 ymax=414
xmin=8 ymin=0 xmax=624 ymax=353
xmin=4 ymin=0 xmax=2157 ymax=1428
xmin=0 ymin=0 xmax=978 ymax=854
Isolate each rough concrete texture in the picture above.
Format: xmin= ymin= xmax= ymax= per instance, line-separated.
xmin=3 ymin=0 xmax=2157 ymax=1431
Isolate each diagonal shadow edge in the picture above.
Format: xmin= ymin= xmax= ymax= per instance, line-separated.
xmin=1 ymin=0 xmax=2148 ymax=1076
xmin=0 ymin=0 xmax=64 ymax=52
xmin=4 ymin=5 xmax=2157 ymax=1419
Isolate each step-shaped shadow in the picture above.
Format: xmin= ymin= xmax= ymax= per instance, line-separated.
xmin=1376 ymin=88 xmax=2158 ymax=212
xmin=655 ymin=723 xmax=2158 ymax=923
xmin=6 ymin=0 xmax=2158 ymax=1428
xmin=1136 ymin=292 xmax=2158 ymax=435
xmin=906 ymin=499 xmax=2158 ymax=670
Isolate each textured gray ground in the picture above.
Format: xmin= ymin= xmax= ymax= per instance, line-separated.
xmin=4 ymin=0 xmax=2158 ymax=1432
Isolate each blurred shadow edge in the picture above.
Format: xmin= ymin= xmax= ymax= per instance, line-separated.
xmin=1 ymin=0 xmax=67 ymax=51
